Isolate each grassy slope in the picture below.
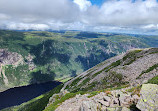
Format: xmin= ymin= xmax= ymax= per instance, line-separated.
xmin=148 ymin=75 xmax=158 ymax=85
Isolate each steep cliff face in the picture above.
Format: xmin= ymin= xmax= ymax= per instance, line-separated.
xmin=0 ymin=49 xmax=35 ymax=92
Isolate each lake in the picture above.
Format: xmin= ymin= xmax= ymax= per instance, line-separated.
xmin=0 ymin=81 xmax=61 ymax=110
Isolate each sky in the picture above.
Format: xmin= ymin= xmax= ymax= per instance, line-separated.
xmin=0 ymin=0 xmax=158 ymax=34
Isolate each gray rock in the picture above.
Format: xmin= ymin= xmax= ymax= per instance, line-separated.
xmin=80 ymin=100 xmax=97 ymax=111
xmin=97 ymin=100 xmax=110 ymax=107
xmin=112 ymin=98 xmax=120 ymax=106
xmin=132 ymin=94 xmax=139 ymax=103
xmin=121 ymin=107 xmax=130 ymax=111
xmin=101 ymin=106 xmax=107 ymax=111
xmin=136 ymin=84 xmax=158 ymax=111
xmin=106 ymin=107 xmax=122 ymax=111
xmin=103 ymin=96 xmax=111 ymax=102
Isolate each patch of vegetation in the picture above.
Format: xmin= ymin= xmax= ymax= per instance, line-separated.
xmin=81 ymin=81 xmax=97 ymax=91
xmin=87 ymin=84 xmax=129 ymax=98
xmin=69 ymin=61 xmax=123 ymax=92
xmin=66 ymin=77 xmax=92 ymax=92
xmin=92 ymin=70 xmax=103 ymax=78
xmin=111 ymin=60 xmax=121 ymax=67
xmin=58 ymin=77 xmax=72 ymax=83
xmin=44 ymin=93 xmax=76 ymax=111
xmin=4 ymin=65 xmax=30 ymax=86
xmin=65 ymin=77 xmax=83 ymax=90
xmin=126 ymin=86 xmax=141 ymax=93
xmin=123 ymin=50 xmax=142 ymax=61
xmin=44 ymin=91 xmax=86 ymax=111
xmin=103 ymin=60 xmax=121 ymax=72
xmin=87 ymin=91 xmax=100 ymax=98
xmin=80 ymin=78 xmax=90 ymax=85
xmin=123 ymin=49 xmax=142 ymax=65
xmin=98 ymin=71 xmax=128 ymax=90
xmin=142 ymin=64 xmax=158 ymax=74
xmin=137 ymin=64 xmax=158 ymax=79
xmin=149 ymin=51 xmax=158 ymax=54
xmin=126 ymin=85 xmax=141 ymax=97
xmin=92 ymin=60 xmax=121 ymax=78
xmin=148 ymin=75 xmax=158 ymax=85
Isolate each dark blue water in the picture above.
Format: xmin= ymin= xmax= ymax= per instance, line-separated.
xmin=0 ymin=81 xmax=61 ymax=110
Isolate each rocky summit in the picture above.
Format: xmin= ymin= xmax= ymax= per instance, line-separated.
xmin=47 ymin=84 xmax=158 ymax=111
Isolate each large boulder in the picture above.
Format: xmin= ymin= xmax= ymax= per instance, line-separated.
xmin=136 ymin=84 xmax=158 ymax=111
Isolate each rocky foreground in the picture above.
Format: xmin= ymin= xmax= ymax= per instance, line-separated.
xmin=47 ymin=84 xmax=158 ymax=111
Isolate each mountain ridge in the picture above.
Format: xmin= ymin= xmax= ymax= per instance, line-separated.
xmin=62 ymin=48 xmax=158 ymax=92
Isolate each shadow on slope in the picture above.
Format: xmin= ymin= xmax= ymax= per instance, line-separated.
xmin=30 ymin=70 xmax=56 ymax=84
xmin=30 ymin=40 xmax=71 ymax=65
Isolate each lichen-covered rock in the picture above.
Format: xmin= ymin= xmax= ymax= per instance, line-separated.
xmin=106 ymin=107 xmax=122 ymax=111
xmin=80 ymin=100 xmax=97 ymax=111
xmin=136 ymin=84 xmax=158 ymax=111
xmin=121 ymin=107 xmax=130 ymax=111
xmin=104 ymin=107 xmax=130 ymax=111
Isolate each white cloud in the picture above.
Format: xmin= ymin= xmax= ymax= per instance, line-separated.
xmin=0 ymin=0 xmax=80 ymax=23
xmin=141 ymin=24 xmax=158 ymax=29
xmin=94 ymin=0 xmax=158 ymax=26
xmin=0 ymin=0 xmax=158 ymax=34
xmin=5 ymin=23 xmax=50 ymax=30
xmin=0 ymin=13 xmax=10 ymax=20
xmin=73 ymin=0 xmax=92 ymax=11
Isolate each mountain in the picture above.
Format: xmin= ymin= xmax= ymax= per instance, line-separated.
xmin=62 ymin=48 xmax=158 ymax=92
xmin=45 ymin=48 xmax=158 ymax=111
xmin=0 ymin=30 xmax=158 ymax=92
xmin=2 ymin=48 xmax=158 ymax=111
